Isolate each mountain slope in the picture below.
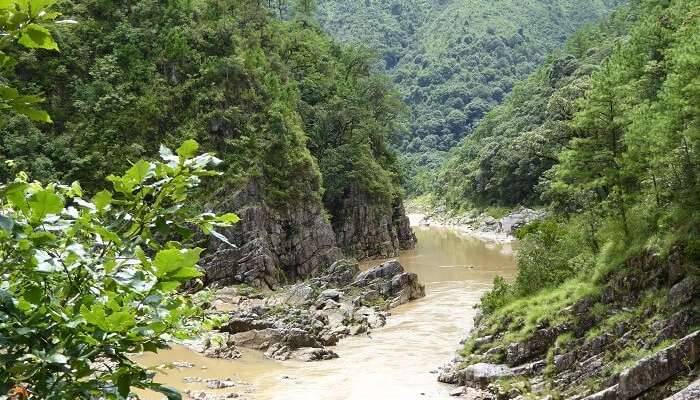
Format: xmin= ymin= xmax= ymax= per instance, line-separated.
xmin=318 ymin=0 xmax=625 ymax=153
xmin=0 ymin=1 xmax=414 ymax=286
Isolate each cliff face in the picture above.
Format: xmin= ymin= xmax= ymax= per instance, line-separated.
xmin=203 ymin=180 xmax=343 ymax=289
xmin=329 ymin=184 xmax=416 ymax=260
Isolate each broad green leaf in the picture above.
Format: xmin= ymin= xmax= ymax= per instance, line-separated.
xmin=12 ymin=103 xmax=53 ymax=123
xmin=176 ymin=139 xmax=199 ymax=159
xmin=152 ymin=247 xmax=203 ymax=279
xmin=110 ymin=160 xmax=155 ymax=193
xmin=24 ymin=286 xmax=43 ymax=304
xmin=80 ymin=304 xmax=108 ymax=331
xmin=0 ymin=51 xmax=16 ymax=70
xmin=29 ymin=0 xmax=57 ymax=17
xmin=28 ymin=189 xmax=64 ymax=223
xmin=18 ymin=24 xmax=59 ymax=50
xmin=4 ymin=182 xmax=28 ymax=211
xmin=105 ymin=311 xmax=135 ymax=332
xmin=46 ymin=353 xmax=68 ymax=364
xmin=70 ymin=181 xmax=83 ymax=197
xmin=92 ymin=190 xmax=112 ymax=211
xmin=94 ymin=226 xmax=121 ymax=245
xmin=215 ymin=213 xmax=240 ymax=224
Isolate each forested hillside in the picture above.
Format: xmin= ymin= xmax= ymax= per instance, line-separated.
xmin=0 ymin=0 xmax=414 ymax=268
xmin=440 ymin=0 xmax=700 ymax=397
xmin=317 ymin=0 xmax=624 ymax=195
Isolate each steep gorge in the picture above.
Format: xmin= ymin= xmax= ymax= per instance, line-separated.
xmin=2 ymin=1 xmax=415 ymax=288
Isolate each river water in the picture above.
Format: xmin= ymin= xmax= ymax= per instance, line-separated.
xmin=138 ymin=225 xmax=517 ymax=400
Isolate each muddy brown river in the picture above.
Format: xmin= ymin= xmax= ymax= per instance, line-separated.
xmin=138 ymin=225 xmax=517 ymax=400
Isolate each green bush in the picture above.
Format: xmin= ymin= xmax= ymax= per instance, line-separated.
xmin=0 ymin=141 xmax=237 ymax=399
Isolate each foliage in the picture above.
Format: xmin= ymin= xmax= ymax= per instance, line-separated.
xmin=0 ymin=0 xmax=73 ymax=123
xmin=0 ymin=142 xmax=238 ymax=399
xmin=2 ymin=0 xmax=405 ymax=219
xmin=438 ymin=5 xmax=635 ymax=208
xmin=474 ymin=0 xmax=700 ymax=317
xmin=318 ymin=0 xmax=624 ymax=153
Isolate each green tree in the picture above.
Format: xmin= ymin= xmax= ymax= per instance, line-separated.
xmin=0 ymin=0 xmax=71 ymax=124
xmin=0 ymin=141 xmax=238 ymax=399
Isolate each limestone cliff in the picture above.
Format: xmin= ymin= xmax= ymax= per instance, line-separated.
xmin=329 ymin=184 xmax=416 ymax=260
xmin=202 ymin=179 xmax=343 ymax=289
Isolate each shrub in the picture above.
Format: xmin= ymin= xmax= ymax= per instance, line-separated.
xmin=0 ymin=141 xmax=237 ymax=399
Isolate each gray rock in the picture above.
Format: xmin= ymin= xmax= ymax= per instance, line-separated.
xmin=186 ymin=391 xmax=239 ymax=400
xmin=290 ymin=347 xmax=339 ymax=362
xmin=438 ymin=359 xmax=467 ymax=385
xmin=505 ymin=325 xmax=566 ymax=366
xmin=319 ymin=260 xmax=360 ymax=286
xmin=464 ymin=363 xmax=513 ymax=389
xmin=664 ymin=378 xmax=700 ymax=400
xmin=205 ymin=379 xmax=236 ymax=389
xmin=354 ymin=260 xmax=405 ymax=285
xmin=231 ymin=328 xmax=284 ymax=350
xmin=202 ymin=332 xmax=242 ymax=359
xmin=202 ymin=180 xmax=343 ymax=289
xmin=668 ymin=275 xmax=700 ymax=309
xmin=617 ymin=330 xmax=700 ymax=399
xmin=330 ymin=184 xmax=416 ymax=259
xmin=318 ymin=288 xmax=343 ymax=302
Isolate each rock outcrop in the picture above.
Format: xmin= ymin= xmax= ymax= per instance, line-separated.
xmin=330 ymin=185 xmax=416 ymax=259
xmin=197 ymin=259 xmax=424 ymax=362
xmin=202 ymin=180 xmax=343 ymax=289
xmin=201 ymin=180 xmax=417 ymax=289
xmin=442 ymin=247 xmax=700 ymax=399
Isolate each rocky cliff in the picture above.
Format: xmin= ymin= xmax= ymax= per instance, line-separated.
xmin=202 ymin=179 xmax=343 ymax=289
xmin=440 ymin=247 xmax=700 ymax=399
xmin=202 ymin=179 xmax=416 ymax=289
xmin=330 ymin=184 xmax=416 ymax=260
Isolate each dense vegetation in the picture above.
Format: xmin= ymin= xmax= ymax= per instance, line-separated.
xmin=0 ymin=0 xmax=404 ymax=212
xmin=0 ymin=0 xmax=407 ymax=397
xmin=438 ymin=7 xmax=634 ymax=208
xmin=317 ymin=0 xmax=625 ymax=195
xmin=1 ymin=140 xmax=237 ymax=399
xmin=463 ymin=0 xmax=699 ymax=317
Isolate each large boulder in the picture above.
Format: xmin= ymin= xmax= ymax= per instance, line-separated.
xmin=354 ymin=260 xmax=405 ymax=285
xmin=464 ymin=363 xmax=514 ymax=389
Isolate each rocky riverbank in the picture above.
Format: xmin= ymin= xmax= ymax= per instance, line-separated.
xmin=407 ymin=205 xmax=545 ymax=243
xmin=438 ymin=248 xmax=700 ymax=400
xmin=174 ymin=259 xmax=425 ymax=399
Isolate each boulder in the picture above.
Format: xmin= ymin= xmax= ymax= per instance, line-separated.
xmin=231 ymin=328 xmax=284 ymax=350
xmin=197 ymin=332 xmax=242 ymax=359
xmin=505 ymin=325 xmax=566 ymax=366
xmin=354 ymin=260 xmax=405 ymax=285
xmin=464 ymin=363 xmax=514 ymax=389
xmin=668 ymin=275 xmax=700 ymax=309
xmin=318 ymin=288 xmax=343 ymax=302
xmin=438 ymin=358 xmax=467 ymax=385
xmin=318 ymin=260 xmax=360 ymax=286
xmin=290 ymin=347 xmax=339 ymax=362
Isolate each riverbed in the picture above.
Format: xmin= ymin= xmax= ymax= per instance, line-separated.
xmin=138 ymin=226 xmax=517 ymax=399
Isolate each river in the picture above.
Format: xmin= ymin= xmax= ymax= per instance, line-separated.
xmin=138 ymin=225 xmax=517 ymax=400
